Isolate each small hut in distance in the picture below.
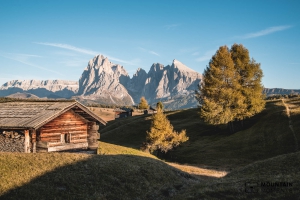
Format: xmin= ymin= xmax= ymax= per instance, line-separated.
xmin=144 ymin=107 xmax=157 ymax=115
xmin=0 ymin=99 xmax=106 ymax=153
xmin=114 ymin=107 xmax=133 ymax=119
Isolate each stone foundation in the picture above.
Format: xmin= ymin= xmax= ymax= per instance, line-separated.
xmin=0 ymin=130 xmax=26 ymax=152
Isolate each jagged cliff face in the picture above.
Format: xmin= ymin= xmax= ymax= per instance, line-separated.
xmin=76 ymin=56 xmax=202 ymax=108
xmin=141 ymin=60 xmax=202 ymax=106
xmin=126 ymin=68 xmax=148 ymax=103
xmin=77 ymin=55 xmax=134 ymax=105
xmin=0 ymin=80 xmax=78 ymax=98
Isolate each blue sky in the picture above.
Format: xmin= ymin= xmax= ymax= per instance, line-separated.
xmin=0 ymin=0 xmax=299 ymax=88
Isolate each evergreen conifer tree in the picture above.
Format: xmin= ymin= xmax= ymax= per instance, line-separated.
xmin=156 ymin=101 xmax=164 ymax=110
xmin=198 ymin=44 xmax=265 ymax=132
xmin=145 ymin=108 xmax=188 ymax=153
xmin=230 ymin=44 xmax=265 ymax=120
xmin=200 ymin=46 xmax=244 ymax=126
xmin=138 ymin=96 xmax=149 ymax=109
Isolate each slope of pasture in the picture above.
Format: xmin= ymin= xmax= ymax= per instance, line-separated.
xmin=101 ymin=100 xmax=298 ymax=169
xmin=175 ymin=151 xmax=300 ymax=200
xmin=0 ymin=152 xmax=197 ymax=200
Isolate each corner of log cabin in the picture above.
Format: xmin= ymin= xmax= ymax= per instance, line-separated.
xmin=36 ymin=110 xmax=90 ymax=152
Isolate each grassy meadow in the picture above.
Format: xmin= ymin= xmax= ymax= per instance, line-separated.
xmin=101 ymin=99 xmax=300 ymax=169
xmin=1 ymin=98 xmax=300 ymax=199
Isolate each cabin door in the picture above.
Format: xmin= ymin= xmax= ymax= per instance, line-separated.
xmin=61 ymin=133 xmax=71 ymax=143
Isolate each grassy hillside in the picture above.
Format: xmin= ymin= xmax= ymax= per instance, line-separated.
xmin=101 ymin=99 xmax=300 ymax=169
xmin=2 ymin=98 xmax=300 ymax=199
xmin=0 ymin=150 xmax=197 ymax=200
xmin=175 ymin=151 xmax=300 ymax=200
xmin=1 ymin=143 xmax=299 ymax=199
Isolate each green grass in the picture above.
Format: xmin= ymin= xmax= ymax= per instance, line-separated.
xmin=175 ymin=151 xmax=300 ymax=200
xmin=2 ymin=99 xmax=300 ymax=199
xmin=101 ymin=100 xmax=299 ymax=169
xmin=0 ymin=151 xmax=197 ymax=200
xmin=97 ymin=141 xmax=157 ymax=158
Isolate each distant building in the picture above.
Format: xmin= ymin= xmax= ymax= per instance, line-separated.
xmin=144 ymin=107 xmax=157 ymax=115
xmin=114 ymin=108 xmax=133 ymax=119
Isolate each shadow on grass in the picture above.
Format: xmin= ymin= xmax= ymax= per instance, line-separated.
xmin=0 ymin=154 xmax=202 ymax=200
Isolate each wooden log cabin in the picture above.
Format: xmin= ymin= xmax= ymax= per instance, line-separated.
xmin=0 ymin=99 xmax=106 ymax=153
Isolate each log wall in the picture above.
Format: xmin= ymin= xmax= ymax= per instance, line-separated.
xmin=37 ymin=110 xmax=88 ymax=149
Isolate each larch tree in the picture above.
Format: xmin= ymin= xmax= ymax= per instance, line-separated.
xmin=138 ymin=96 xmax=149 ymax=109
xmin=198 ymin=44 xmax=265 ymax=132
xmin=156 ymin=101 xmax=164 ymax=110
xmin=230 ymin=44 xmax=265 ymax=120
xmin=200 ymin=46 xmax=244 ymax=128
xmin=144 ymin=107 xmax=188 ymax=154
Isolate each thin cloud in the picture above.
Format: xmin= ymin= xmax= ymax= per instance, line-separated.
xmin=35 ymin=42 xmax=135 ymax=66
xmin=240 ymin=25 xmax=292 ymax=39
xmin=35 ymin=42 xmax=99 ymax=56
xmin=196 ymin=50 xmax=215 ymax=62
xmin=139 ymin=47 xmax=160 ymax=57
xmin=165 ymin=24 xmax=181 ymax=30
xmin=149 ymin=51 xmax=160 ymax=56
xmin=0 ymin=53 xmax=62 ymax=75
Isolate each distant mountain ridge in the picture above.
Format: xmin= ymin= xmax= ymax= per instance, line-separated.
xmin=0 ymin=80 xmax=78 ymax=99
xmin=76 ymin=55 xmax=202 ymax=109
xmin=263 ymin=88 xmax=300 ymax=96
xmin=1 ymin=54 xmax=297 ymax=109
xmin=0 ymin=55 xmax=202 ymax=109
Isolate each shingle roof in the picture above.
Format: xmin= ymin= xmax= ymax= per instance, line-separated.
xmin=0 ymin=101 xmax=106 ymax=129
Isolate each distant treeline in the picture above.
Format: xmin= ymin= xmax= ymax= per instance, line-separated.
xmin=265 ymin=94 xmax=300 ymax=100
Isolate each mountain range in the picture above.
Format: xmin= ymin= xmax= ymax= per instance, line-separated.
xmin=0 ymin=55 xmax=202 ymax=109
xmin=0 ymin=55 xmax=299 ymax=109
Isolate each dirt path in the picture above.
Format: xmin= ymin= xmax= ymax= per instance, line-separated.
xmin=282 ymin=99 xmax=299 ymax=151
xmin=166 ymin=162 xmax=228 ymax=180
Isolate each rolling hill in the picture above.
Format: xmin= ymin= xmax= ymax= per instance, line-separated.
xmin=100 ymin=98 xmax=300 ymax=170
xmin=1 ymin=98 xmax=300 ymax=199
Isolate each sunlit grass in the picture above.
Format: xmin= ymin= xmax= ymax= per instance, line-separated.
xmin=0 ymin=151 xmax=197 ymax=199
xmin=97 ymin=141 xmax=156 ymax=158
xmin=0 ymin=152 xmax=89 ymax=196
xmin=166 ymin=162 xmax=227 ymax=179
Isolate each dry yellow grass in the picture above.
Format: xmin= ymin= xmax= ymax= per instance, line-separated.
xmin=88 ymin=107 xmax=144 ymax=121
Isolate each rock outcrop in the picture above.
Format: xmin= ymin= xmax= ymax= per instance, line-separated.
xmin=126 ymin=68 xmax=148 ymax=103
xmin=77 ymin=55 xmax=134 ymax=105
xmin=141 ymin=60 xmax=202 ymax=109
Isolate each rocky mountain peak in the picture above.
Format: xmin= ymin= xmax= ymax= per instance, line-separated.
xmin=0 ymin=54 xmax=203 ymax=109
xmin=77 ymin=55 xmax=133 ymax=105
xmin=149 ymin=63 xmax=164 ymax=73
xmin=172 ymin=59 xmax=196 ymax=73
